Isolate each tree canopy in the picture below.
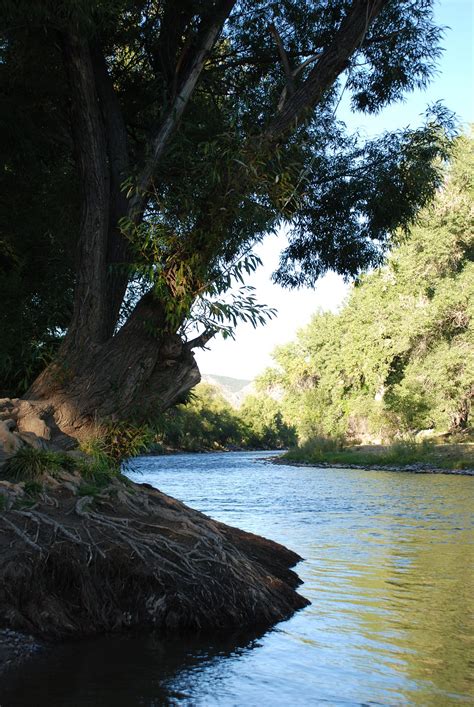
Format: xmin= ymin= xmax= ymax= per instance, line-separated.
xmin=0 ymin=0 xmax=456 ymax=426
xmin=258 ymin=132 xmax=474 ymax=440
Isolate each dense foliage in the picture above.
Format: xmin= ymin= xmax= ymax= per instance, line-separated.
xmin=0 ymin=36 xmax=77 ymax=394
xmin=259 ymin=133 xmax=474 ymax=441
xmin=154 ymin=383 xmax=296 ymax=451
xmin=0 ymin=0 xmax=456 ymax=408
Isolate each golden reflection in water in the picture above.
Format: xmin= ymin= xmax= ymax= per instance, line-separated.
xmin=308 ymin=477 xmax=474 ymax=704
xmin=1 ymin=457 xmax=473 ymax=705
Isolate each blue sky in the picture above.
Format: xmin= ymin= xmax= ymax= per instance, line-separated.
xmin=340 ymin=0 xmax=473 ymax=134
xmin=196 ymin=0 xmax=474 ymax=380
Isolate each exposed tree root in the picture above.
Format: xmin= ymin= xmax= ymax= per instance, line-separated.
xmin=0 ymin=474 xmax=308 ymax=639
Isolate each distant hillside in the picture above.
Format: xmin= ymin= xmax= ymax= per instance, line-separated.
xmin=201 ymin=374 xmax=254 ymax=408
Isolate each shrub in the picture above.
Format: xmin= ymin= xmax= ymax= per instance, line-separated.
xmin=80 ymin=421 xmax=153 ymax=469
xmin=1 ymin=447 xmax=75 ymax=481
xmin=293 ymin=435 xmax=347 ymax=457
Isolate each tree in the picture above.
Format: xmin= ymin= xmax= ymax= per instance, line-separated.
xmin=240 ymin=394 xmax=297 ymax=448
xmin=0 ymin=0 xmax=455 ymax=436
xmin=155 ymin=382 xmax=249 ymax=450
xmin=261 ymin=132 xmax=474 ymax=440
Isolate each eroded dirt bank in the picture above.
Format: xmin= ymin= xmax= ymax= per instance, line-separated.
xmin=0 ymin=471 xmax=308 ymax=642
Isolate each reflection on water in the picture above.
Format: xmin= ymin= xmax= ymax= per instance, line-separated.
xmin=1 ymin=451 xmax=473 ymax=705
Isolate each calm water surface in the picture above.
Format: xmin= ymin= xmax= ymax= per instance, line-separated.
xmin=2 ymin=451 xmax=473 ymax=706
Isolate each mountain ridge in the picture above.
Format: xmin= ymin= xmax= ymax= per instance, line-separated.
xmin=201 ymin=373 xmax=254 ymax=408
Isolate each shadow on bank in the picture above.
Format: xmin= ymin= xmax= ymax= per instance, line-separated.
xmin=0 ymin=625 xmax=276 ymax=706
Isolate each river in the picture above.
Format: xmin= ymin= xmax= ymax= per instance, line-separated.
xmin=1 ymin=451 xmax=473 ymax=705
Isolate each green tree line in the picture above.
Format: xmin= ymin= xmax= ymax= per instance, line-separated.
xmin=153 ymin=383 xmax=296 ymax=451
xmin=258 ymin=132 xmax=474 ymax=443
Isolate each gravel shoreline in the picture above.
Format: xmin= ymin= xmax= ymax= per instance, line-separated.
xmin=269 ymin=457 xmax=474 ymax=475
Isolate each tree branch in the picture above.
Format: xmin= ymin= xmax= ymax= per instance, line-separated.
xmin=269 ymin=22 xmax=295 ymax=102
xmin=264 ymin=0 xmax=389 ymax=141
xmin=145 ymin=1 xmax=195 ymax=98
xmin=185 ymin=329 xmax=217 ymax=350
xmin=90 ymin=43 xmax=132 ymax=338
xmin=129 ymin=0 xmax=237 ymax=220
xmin=177 ymin=1 xmax=391 ymax=281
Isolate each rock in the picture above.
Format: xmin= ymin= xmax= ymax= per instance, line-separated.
xmin=14 ymin=401 xmax=50 ymax=431
xmin=0 ymin=398 xmax=77 ymax=453
xmin=0 ymin=421 xmax=23 ymax=456
xmin=13 ymin=400 xmax=34 ymax=417
xmin=18 ymin=432 xmax=50 ymax=450
xmin=17 ymin=415 xmax=51 ymax=441
xmin=0 ymin=399 xmax=55 ymax=458
xmin=3 ymin=419 xmax=16 ymax=432
xmin=49 ymin=431 xmax=78 ymax=451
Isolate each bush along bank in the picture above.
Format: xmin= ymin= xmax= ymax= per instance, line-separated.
xmin=151 ymin=384 xmax=297 ymax=453
xmin=279 ymin=437 xmax=474 ymax=475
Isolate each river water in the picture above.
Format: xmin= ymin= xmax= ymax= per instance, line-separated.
xmin=2 ymin=451 xmax=473 ymax=705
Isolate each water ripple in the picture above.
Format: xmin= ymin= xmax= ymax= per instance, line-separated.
xmin=1 ymin=451 xmax=472 ymax=706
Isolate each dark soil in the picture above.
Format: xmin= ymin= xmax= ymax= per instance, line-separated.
xmin=0 ymin=471 xmax=308 ymax=641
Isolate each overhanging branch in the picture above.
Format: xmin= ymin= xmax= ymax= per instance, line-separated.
xmin=185 ymin=329 xmax=218 ymax=350
xmin=264 ymin=0 xmax=389 ymax=141
xmin=269 ymin=22 xmax=295 ymax=105
xmin=129 ymin=0 xmax=237 ymax=220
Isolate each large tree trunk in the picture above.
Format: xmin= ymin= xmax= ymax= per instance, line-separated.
xmin=26 ymin=345 xmax=200 ymax=436
xmin=24 ymin=28 xmax=202 ymax=431
xmin=61 ymin=33 xmax=111 ymax=353
xmin=26 ymin=294 xmax=201 ymax=435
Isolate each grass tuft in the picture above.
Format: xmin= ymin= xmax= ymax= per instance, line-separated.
xmin=80 ymin=421 xmax=153 ymax=470
xmin=23 ymin=479 xmax=43 ymax=496
xmin=1 ymin=447 xmax=71 ymax=481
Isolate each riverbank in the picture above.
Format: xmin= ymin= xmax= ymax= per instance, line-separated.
xmin=274 ymin=441 xmax=474 ymax=475
xmin=148 ymin=442 xmax=287 ymax=455
xmin=271 ymin=457 xmax=474 ymax=475
xmin=0 ymin=402 xmax=308 ymax=644
xmin=0 ymin=462 xmax=308 ymax=643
